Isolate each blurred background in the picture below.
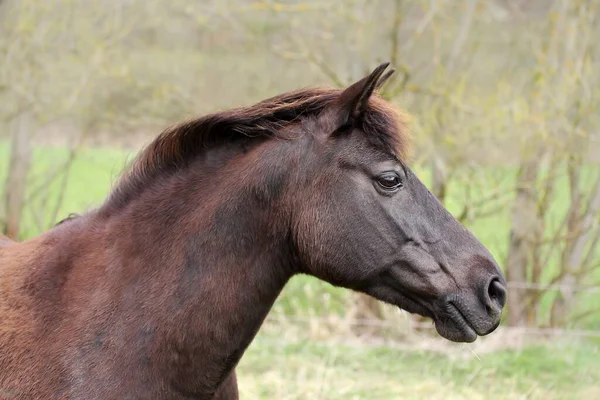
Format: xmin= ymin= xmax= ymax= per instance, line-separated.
xmin=1 ymin=0 xmax=599 ymax=398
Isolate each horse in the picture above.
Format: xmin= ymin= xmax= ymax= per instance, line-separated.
xmin=0 ymin=62 xmax=506 ymax=399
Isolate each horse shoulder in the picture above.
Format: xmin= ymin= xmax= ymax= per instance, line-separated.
xmin=0 ymin=234 xmax=70 ymax=396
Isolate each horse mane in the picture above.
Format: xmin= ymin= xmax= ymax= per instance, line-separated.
xmin=104 ymin=87 xmax=410 ymax=211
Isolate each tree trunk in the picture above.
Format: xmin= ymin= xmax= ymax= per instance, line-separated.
xmin=551 ymin=174 xmax=600 ymax=327
xmin=3 ymin=112 xmax=32 ymax=239
xmin=505 ymin=160 xmax=542 ymax=327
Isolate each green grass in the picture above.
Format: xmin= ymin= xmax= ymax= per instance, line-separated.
xmin=0 ymin=144 xmax=136 ymax=238
xmin=238 ymin=331 xmax=600 ymax=399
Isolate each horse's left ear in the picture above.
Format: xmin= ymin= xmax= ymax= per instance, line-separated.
xmin=329 ymin=62 xmax=395 ymax=131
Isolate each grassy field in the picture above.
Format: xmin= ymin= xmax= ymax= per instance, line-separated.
xmin=2 ymin=141 xmax=600 ymax=398
xmin=237 ymin=330 xmax=600 ymax=400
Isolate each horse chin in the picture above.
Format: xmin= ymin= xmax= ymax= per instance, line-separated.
xmin=433 ymin=314 xmax=478 ymax=343
xmin=363 ymin=283 xmax=479 ymax=342
xmin=391 ymin=301 xmax=478 ymax=343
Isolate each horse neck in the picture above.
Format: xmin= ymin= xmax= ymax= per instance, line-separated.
xmin=98 ymin=143 xmax=297 ymax=393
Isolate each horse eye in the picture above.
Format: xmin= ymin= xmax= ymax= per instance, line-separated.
xmin=376 ymin=173 xmax=403 ymax=191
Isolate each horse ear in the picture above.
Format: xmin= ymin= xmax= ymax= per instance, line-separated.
xmin=375 ymin=69 xmax=396 ymax=90
xmin=330 ymin=62 xmax=394 ymax=130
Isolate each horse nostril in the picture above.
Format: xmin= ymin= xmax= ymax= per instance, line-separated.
xmin=487 ymin=277 xmax=507 ymax=310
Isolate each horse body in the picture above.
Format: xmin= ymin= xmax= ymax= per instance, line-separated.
xmin=0 ymin=63 xmax=506 ymax=399
xmin=1 ymin=210 xmax=249 ymax=399
xmin=0 ymin=220 xmax=116 ymax=399
xmin=1 ymin=231 xmax=73 ymax=398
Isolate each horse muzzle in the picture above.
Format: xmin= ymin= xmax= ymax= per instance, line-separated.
xmin=433 ymin=275 xmax=506 ymax=343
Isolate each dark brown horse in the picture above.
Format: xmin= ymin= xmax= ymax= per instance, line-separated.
xmin=0 ymin=63 xmax=506 ymax=399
